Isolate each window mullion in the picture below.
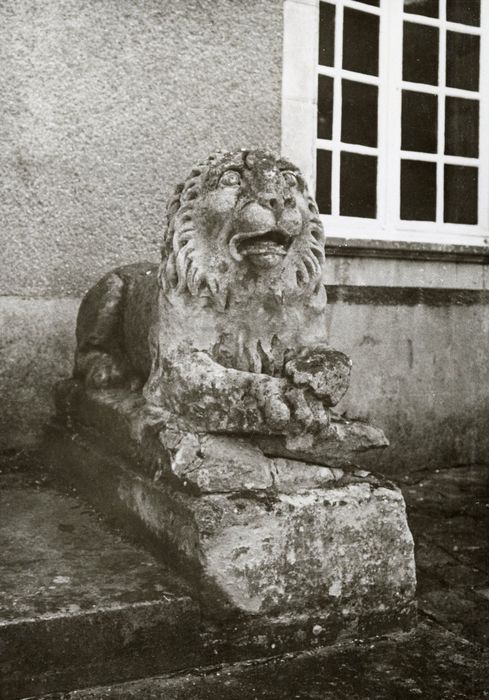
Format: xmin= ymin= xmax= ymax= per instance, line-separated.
xmin=401 ymin=80 xmax=479 ymax=100
xmin=331 ymin=0 xmax=344 ymax=218
xmin=402 ymin=12 xmax=481 ymax=36
xmin=377 ymin=0 xmax=389 ymax=230
xmin=478 ymin=0 xmax=489 ymax=231
xmin=436 ymin=0 xmax=447 ymax=226
xmin=385 ymin=0 xmax=403 ymax=234
xmin=319 ymin=64 xmax=380 ymax=86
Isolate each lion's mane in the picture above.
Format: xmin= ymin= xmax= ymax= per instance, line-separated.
xmin=159 ymin=151 xmax=326 ymax=306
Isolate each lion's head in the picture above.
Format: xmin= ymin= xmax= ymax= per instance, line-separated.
xmin=160 ymin=149 xmax=326 ymax=308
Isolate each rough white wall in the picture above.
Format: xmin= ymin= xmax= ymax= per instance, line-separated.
xmin=0 ymin=0 xmax=283 ymax=297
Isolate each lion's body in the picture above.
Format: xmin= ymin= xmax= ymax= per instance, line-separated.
xmin=75 ymin=259 xmax=326 ymax=385
xmin=74 ymin=149 xmax=351 ymax=438
xmin=74 ymin=263 xmax=158 ymax=387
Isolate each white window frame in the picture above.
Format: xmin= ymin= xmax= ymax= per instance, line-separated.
xmin=282 ymin=0 xmax=489 ymax=247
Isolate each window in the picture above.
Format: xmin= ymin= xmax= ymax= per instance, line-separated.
xmin=282 ymin=0 xmax=489 ymax=246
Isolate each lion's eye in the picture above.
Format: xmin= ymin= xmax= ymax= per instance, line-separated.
xmin=282 ymin=171 xmax=298 ymax=187
xmin=220 ymin=170 xmax=241 ymax=187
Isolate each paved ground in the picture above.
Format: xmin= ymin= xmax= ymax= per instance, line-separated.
xmin=2 ymin=451 xmax=488 ymax=698
xmin=403 ymin=463 xmax=489 ymax=648
xmin=42 ymin=623 xmax=489 ymax=699
xmin=0 ymin=463 xmax=201 ymax=699
xmin=38 ymin=462 xmax=489 ymax=699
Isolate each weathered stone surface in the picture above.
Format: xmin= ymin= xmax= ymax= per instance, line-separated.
xmin=70 ymin=150 xmax=366 ymax=460
xmin=256 ymin=413 xmax=389 ymax=467
xmin=46 ymin=423 xmax=416 ymax=623
xmin=46 ymin=383 xmax=415 ymax=622
xmin=45 ymin=149 xmax=411 ymax=647
xmin=190 ymin=482 xmax=415 ymax=616
xmin=54 ymin=380 xmax=388 ymax=481
xmin=284 ymin=345 xmax=352 ymax=406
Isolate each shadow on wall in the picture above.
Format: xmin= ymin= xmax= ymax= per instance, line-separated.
xmin=0 ymin=298 xmax=79 ymax=450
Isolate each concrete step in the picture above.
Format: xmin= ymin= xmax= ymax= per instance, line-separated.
xmin=3 ymin=463 xmax=413 ymax=700
xmin=0 ymin=469 xmax=200 ymax=699
xmin=4 ymin=460 xmax=488 ymax=698
xmin=36 ymin=623 xmax=489 ymax=700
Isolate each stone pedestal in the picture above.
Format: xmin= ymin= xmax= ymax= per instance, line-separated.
xmin=44 ymin=380 xmax=416 ymax=641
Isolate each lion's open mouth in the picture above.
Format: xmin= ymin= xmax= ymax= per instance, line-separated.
xmin=229 ymin=228 xmax=292 ymax=261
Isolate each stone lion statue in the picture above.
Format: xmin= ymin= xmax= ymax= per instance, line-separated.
xmin=74 ymin=149 xmax=351 ymax=441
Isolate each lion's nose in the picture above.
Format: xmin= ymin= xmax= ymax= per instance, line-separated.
xmin=258 ymin=192 xmax=283 ymax=213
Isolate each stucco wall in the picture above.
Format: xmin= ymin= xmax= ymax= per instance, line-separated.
xmin=1 ymin=0 xmax=283 ymax=298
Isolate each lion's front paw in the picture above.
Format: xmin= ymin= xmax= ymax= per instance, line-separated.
xmin=285 ymin=344 xmax=351 ymax=407
xmin=253 ymin=379 xmax=291 ymax=432
xmin=285 ymin=387 xmax=330 ymax=437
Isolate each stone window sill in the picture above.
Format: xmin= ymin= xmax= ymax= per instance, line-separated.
xmin=325 ymin=238 xmax=489 ymax=265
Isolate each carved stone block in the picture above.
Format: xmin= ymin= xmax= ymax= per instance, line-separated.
xmin=71 ymin=150 xmax=353 ymax=449
xmin=47 ymin=382 xmax=416 ymax=631
xmin=46 ymin=149 xmax=416 ymax=641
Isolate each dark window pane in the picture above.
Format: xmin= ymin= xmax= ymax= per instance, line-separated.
xmin=318 ymin=75 xmax=334 ymax=139
xmin=446 ymin=32 xmax=480 ymax=91
xmin=319 ymin=2 xmax=335 ymax=67
xmin=445 ymin=97 xmax=479 ymax=157
xmin=401 ymin=160 xmax=436 ymax=220
xmin=340 ymin=152 xmax=377 ymax=218
xmin=447 ymin=0 xmax=480 ymax=26
xmin=403 ymin=22 xmax=439 ymax=85
xmin=343 ymin=8 xmax=379 ymax=76
xmin=316 ymin=149 xmax=332 ymax=214
xmin=404 ymin=0 xmax=439 ymax=18
xmin=444 ymin=165 xmax=478 ymax=224
xmin=355 ymin=0 xmax=380 ymax=5
xmin=341 ymin=80 xmax=378 ymax=147
xmin=402 ymin=91 xmax=437 ymax=153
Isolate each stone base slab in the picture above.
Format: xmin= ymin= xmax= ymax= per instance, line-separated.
xmin=44 ymin=381 xmax=416 ymax=636
xmin=54 ymin=380 xmax=389 ymax=478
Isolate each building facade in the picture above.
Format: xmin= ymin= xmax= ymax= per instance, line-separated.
xmin=1 ymin=0 xmax=488 ymax=477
